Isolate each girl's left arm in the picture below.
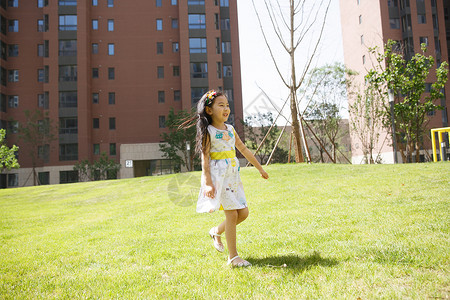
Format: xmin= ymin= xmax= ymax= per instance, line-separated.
xmin=234 ymin=130 xmax=269 ymax=179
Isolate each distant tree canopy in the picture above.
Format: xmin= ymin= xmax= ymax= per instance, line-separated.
xmin=74 ymin=152 xmax=121 ymax=182
xmin=159 ymin=108 xmax=200 ymax=172
xmin=0 ymin=129 xmax=19 ymax=173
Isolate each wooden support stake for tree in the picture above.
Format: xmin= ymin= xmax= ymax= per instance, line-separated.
xmin=288 ymin=132 xmax=293 ymax=163
xmin=266 ymin=120 xmax=289 ymax=165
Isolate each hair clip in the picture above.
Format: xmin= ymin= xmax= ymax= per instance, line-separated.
xmin=205 ymin=90 xmax=217 ymax=106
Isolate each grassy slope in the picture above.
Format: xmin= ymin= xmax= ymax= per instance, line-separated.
xmin=0 ymin=163 xmax=449 ymax=299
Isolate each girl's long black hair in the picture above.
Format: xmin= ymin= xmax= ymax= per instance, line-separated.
xmin=179 ymin=90 xmax=223 ymax=155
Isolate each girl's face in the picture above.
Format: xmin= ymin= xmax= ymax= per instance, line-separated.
xmin=206 ymin=95 xmax=230 ymax=123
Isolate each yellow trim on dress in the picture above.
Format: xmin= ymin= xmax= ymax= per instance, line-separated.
xmin=210 ymin=150 xmax=236 ymax=160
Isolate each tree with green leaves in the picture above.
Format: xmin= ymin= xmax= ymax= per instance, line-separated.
xmin=304 ymin=63 xmax=354 ymax=163
xmin=366 ymin=40 xmax=449 ymax=162
xmin=74 ymin=152 xmax=121 ymax=182
xmin=0 ymin=129 xmax=19 ymax=173
xmin=159 ymin=109 xmax=199 ymax=172
xmin=17 ymin=109 xmax=57 ymax=185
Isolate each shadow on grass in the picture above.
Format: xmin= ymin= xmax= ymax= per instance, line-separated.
xmin=247 ymin=251 xmax=338 ymax=272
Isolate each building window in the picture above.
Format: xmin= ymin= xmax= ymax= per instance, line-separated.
xmin=93 ymin=144 xmax=100 ymax=155
xmin=8 ymin=70 xmax=19 ymax=82
xmin=156 ymin=0 xmax=161 ymax=7
xmin=8 ymin=121 xmax=19 ymax=133
xmin=388 ymin=0 xmax=398 ymax=7
xmin=38 ymin=0 xmax=48 ymax=7
xmin=157 ymin=66 xmax=164 ymax=78
xmin=224 ymin=89 xmax=233 ymax=102
xmin=189 ymin=14 xmax=206 ymax=29
xmin=173 ymin=66 xmax=180 ymax=77
xmin=159 ymin=116 xmax=166 ymax=128
xmin=223 ymin=65 xmax=232 ymax=77
xmin=59 ymin=0 xmax=77 ymax=5
xmin=172 ymin=19 xmax=178 ymax=29
xmin=216 ymin=38 xmax=221 ymax=54
xmin=38 ymin=19 xmax=44 ymax=32
xmin=43 ymin=14 xmax=49 ymax=31
xmin=59 ymin=40 xmax=77 ymax=56
xmin=92 ymin=68 xmax=99 ymax=78
xmin=157 ymin=42 xmax=163 ymax=54
xmin=39 ymin=92 xmax=49 ymax=109
xmin=109 ymin=117 xmax=116 ymax=130
xmin=221 ymin=18 xmax=230 ymax=30
xmin=59 ymin=91 xmax=77 ymax=108
xmin=93 ymin=118 xmax=99 ymax=129
xmin=108 ymin=19 xmax=114 ymax=31
xmin=156 ymin=19 xmax=163 ymax=31
xmin=110 ymin=143 xmax=116 ymax=156
xmin=390 ymin=18 xmax=400 ymax=29
xmin=8 ymin=20 xmax=19 ymax=32
xmin=108 ymin=67 xmax=115 ymax=80
xmin=215 ymin=14 xmax=219 ymax=30
xmin=107 ymin=0 xmax=113 ymax=7
xmin=92 ymin=43 xmax=98 ymax=54
xmin=60 ymin=170 xmax=78 ymax=183
xmin=222 ymin=42 xmax=231 ymax=53
xmin=38 ymin=68 xmax=45 ymax=82
xmin=59 ymin=117 xmax=78 ymax=134
xmin=172 ymin=42 xmax=179 ymax=52
xmin=8 ymin=174 xmax=18 ymax=187
xmin=8 ymin=45 xmax=18 ymax=57
xmin=188 ymin=0 xmax=205 ymax=5
xmin=8 ymin=0 xmax=19 ymax=7
xmin=109 ymin=92 xmax=115 ymax=104
xmin=191 ymin=88 xmax=208 ymax=105
xmin=419 ymin=36 xmax=428 ymax=46
xmin=189 ymin=38 xmax=207 ymax=53
xmin=92 ymin=19 xmax=98 ymax=30
xmin=92 ymin=0 xmax=97 ymax=5
xmin=92 ymin=93 xmax=99 ymax=104
xmin=158 ymin=91 xmax=165 ymax=103
xmin=418 ymin=14 xmax=426 ymax=24
xmin=217 ymin=62 xmax=222 ymax=78
xmin=59 ymin=144 xmax=78 ymax=161
xmin=174 ymin=90 xmax=181 ymax=101
xmin=171 ymin=0 xmax=177 ymax=5
xmin=8 ymin=95 xmax=18 ymax=108
xmin=220 ymin=0 xmax=228 ymax=7
xmin=0 ymin=94 xmax=5 ymax=112
xmin=191 ymin=62 xmax=208 ymax=78
xmin=108 ymin=43 xmax=115 ymax=55
xmin=59 ymin=15 xmax=77 ymax=31
xmin=1 ymin=68 xmax=7 ymax=86
xmin=59 ymin=65 xmax=77 ymax=82
xmin=38 ymin=172 xmax=50 ymax=184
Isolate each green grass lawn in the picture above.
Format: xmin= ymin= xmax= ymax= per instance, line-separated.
xmin=0 ymin=163 xmax=449 ymax=299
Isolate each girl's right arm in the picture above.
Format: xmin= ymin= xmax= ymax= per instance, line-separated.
xmin=201 ymin=142 xmax=215 ymax=198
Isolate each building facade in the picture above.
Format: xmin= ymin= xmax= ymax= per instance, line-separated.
xmin=340 ymin=0 xmax=449 ymax=163
xmin=0 ymin=0 xmax=243 ymax=188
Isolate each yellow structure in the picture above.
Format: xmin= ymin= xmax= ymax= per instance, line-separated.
xmin=431 ymin=127 xmax=450 ymax=162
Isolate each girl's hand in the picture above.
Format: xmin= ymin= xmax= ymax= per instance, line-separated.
xmin=204 ymin=184 xmax=215 ymax=198
xmin=259 ymin=169 xmax=269 ymax=179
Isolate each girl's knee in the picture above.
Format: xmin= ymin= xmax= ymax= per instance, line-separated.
xmin=238 ymin=207 xmax=249 ymax=222
xmin=225 ymin=209 xmax=238 ymax=221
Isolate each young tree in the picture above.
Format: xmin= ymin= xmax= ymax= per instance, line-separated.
xmin=252 ymin=0 xmax=332 ymax=163
xmin=17 ymin=109 xmax=57 ymax=185
xmin=366 ymin=40 xmax=449 ymax=162
xmin=159 ymin=109 xmax=199 ymax=172
xmin=0 ymin=129 xmax=19 ymax=173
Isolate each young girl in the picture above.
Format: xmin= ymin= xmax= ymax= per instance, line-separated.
xmin=184 ymin=90 xmax=269 ymax=268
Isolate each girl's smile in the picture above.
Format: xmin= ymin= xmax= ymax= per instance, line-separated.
xmin=206 ymin=95 xmax=230 ymax=128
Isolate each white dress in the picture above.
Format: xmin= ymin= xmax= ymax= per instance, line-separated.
xmin=197 ymin=124 xmax=247 ymax=213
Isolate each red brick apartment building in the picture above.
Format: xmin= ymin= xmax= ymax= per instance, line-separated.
xmin=0 ymin=0 xmax=243 ymax=188
xmin=340 ymin=0 xmax=450 ymax=163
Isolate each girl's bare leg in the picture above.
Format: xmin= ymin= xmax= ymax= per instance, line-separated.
xmin=215 ymin=207 xmax=249 ymax=246
xmin=223 ymin=208 xmax=249 ymax=265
